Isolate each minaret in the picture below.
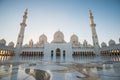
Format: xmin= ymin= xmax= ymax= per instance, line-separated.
xmin=29 ymin=39 xmax=33 ymax=47
xmin=16 ymin=9 xmax=28 ymax=50
xmin=89 ymin=10 xmax=100 ymax=54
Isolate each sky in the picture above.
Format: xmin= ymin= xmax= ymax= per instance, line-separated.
xmin=0 ymin=0 xmax=120 ymax=46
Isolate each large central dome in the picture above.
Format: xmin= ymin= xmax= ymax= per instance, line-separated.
xmin=52 ymin=30 xmax=66 ymax=43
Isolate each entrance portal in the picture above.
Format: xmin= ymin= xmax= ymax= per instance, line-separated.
xmin=56 ymin=48 xmax=60 ymax=56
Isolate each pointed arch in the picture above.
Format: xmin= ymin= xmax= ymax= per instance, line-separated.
xmin=56 ymin=48 xmax=60 ymax=56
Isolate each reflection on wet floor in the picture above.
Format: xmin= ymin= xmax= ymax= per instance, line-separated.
xmin=0 ymin=55 xmax=120 ymax=80
xmin=0 ymin=64 xmax=51 ymax=80
xmin=0 ymin=56 xmax=13 ymax=61
xmin=25 ymin=69 xmax=50 ymax=80
xmin=101 ymin=56 xmax=120 ymax=61
xmin=0 ymin=61 xmax=120 ymax=80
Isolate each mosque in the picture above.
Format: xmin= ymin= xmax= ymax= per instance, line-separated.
xmin=0 ymin=9 xmax=120 ymax=59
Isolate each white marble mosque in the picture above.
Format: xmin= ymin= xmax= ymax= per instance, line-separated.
xmin=0 ymin=9 xmax=120 ymax=58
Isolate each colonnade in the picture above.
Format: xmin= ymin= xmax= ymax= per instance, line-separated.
xmin=20 ymin=51 xmax=44 ymax=56
xmin=0 ymin=50 xmax=15 ymax=56
xmin=100 ymin=49 xmax=120 ymax=56
xmin=72 ymin=51 xmax=95 ymax=56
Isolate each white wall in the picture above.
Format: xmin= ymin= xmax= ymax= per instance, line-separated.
xmin=44 ymin=42 xmax=72 ymax=61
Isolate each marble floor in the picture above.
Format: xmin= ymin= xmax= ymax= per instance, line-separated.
xmin=0 ymin=56 xmax=120 ymax=80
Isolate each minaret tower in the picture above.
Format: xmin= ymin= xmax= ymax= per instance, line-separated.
xmin=89 ymin=10 xmax=100 ymax=54
xmin=16 ymin=9 xmax=28 ymax=50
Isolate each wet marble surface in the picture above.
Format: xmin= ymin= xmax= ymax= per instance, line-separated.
xmin=0 ymin=56 xmax=120 ymax=80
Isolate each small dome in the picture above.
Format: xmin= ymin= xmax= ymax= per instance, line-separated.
xmin=8 ymin=42 xmax=14 ymax=47
xmin=39 ymin=34 xmax=47 ymax=43
xmin=0 ymin=39 xmax=6 ymax=46
xmin=70 ymin=34 xmax=78 ymax=43
xmin=101 ymin=42 xmax=107 ymax=47
xmin=109 ymin=39 xmax=116 ymax=46
xmin=52 ymin=30 xmax=65 ymax=43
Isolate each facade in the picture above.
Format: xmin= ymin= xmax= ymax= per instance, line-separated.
xmin=0 ymin=9 xmax=120 ymax=58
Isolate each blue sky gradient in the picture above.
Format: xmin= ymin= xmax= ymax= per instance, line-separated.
xmin=0 ymin=0 xmax=120 ymax=46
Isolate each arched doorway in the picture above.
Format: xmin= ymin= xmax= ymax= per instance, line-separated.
xmin=56 ymin=48 xmax=60 ymax=56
